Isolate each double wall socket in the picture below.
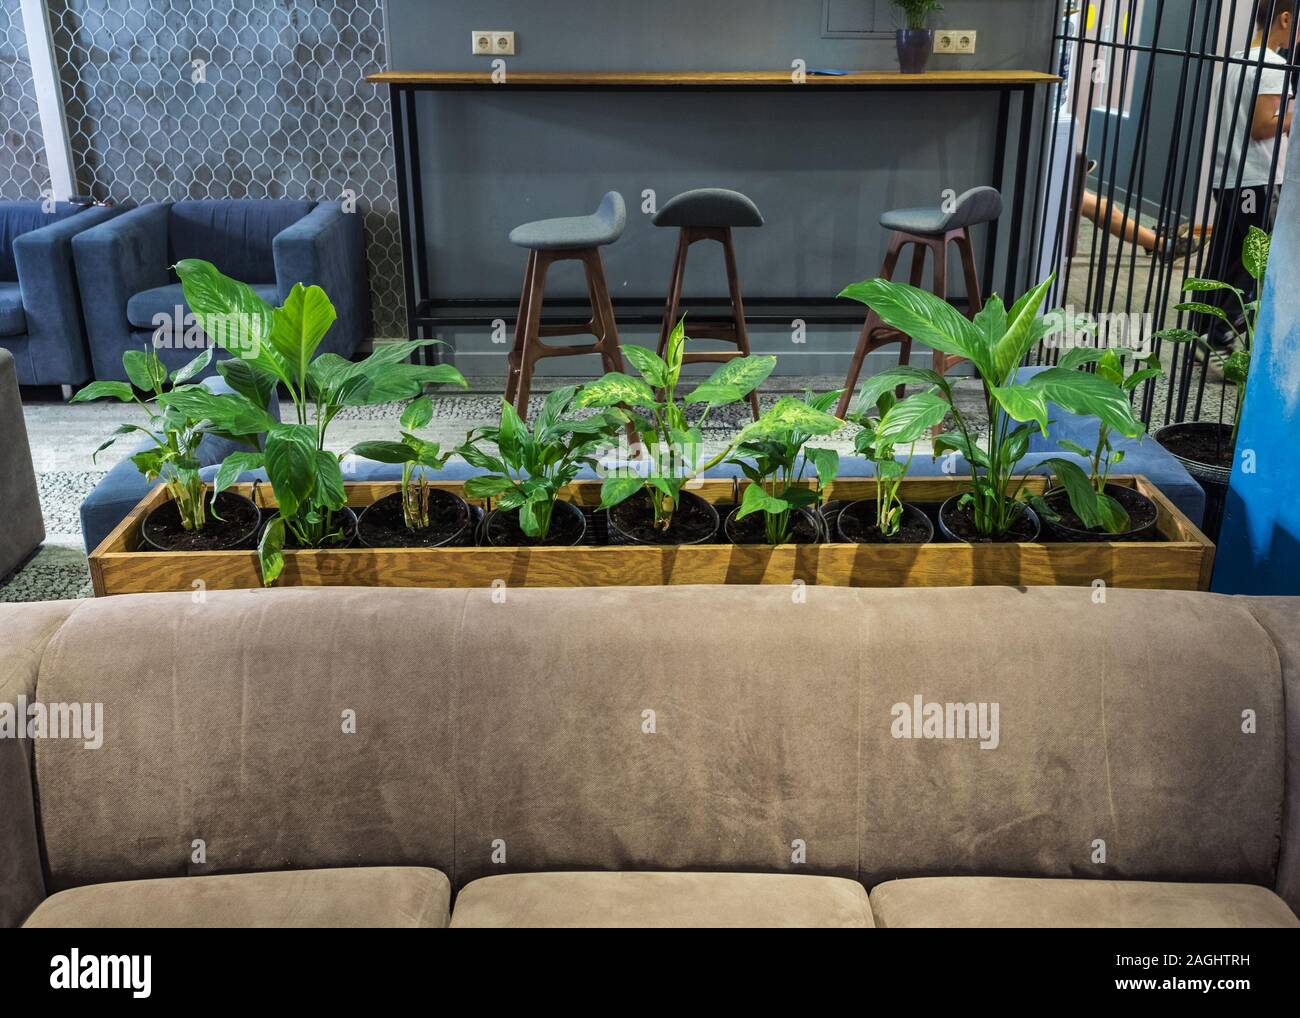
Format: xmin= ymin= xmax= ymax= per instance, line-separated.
xmin=935 ymin=30 xmax=977 ymax=55
xmin=472 ymin=30 xmax=515 ymax=56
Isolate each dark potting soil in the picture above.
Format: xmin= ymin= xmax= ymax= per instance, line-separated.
xmin=140 ymin=492 xmax=260 ymax=551
xmin=940 ymin=500 xmax=1039 ymax=543
xmin=608 ymin=490 xmax=718 ymax=545
xmin=725 ymin=508 xmax=821 ymax=545
xmin=1042 ymin=485 xmax=1159 ymax=542
xmin=358 ymin=491 xmax=470 ymax=548
xmin=1158 ymin=422 xmax=1234 ymax=469
xmin=836 ymin=501 xmax=934 ymax=544
xmin=486 ymin=503 xmax=586 ymax=547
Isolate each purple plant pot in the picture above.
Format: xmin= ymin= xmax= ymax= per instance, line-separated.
xmin=896 ymin=29 xmax=934 ymax=74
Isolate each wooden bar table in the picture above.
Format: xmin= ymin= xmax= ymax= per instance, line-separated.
xmin=366 ymin=70 xmax=1061 ymax=359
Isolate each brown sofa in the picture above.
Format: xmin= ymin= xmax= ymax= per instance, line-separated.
xmin=3 ymin=585 xmax=1298 ymax=929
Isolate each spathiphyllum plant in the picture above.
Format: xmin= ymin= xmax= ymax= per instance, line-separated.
xmin=350 ymin=395 xmax=459 ymax=531
xmin=458 ymin=386 xmax=626 ymax=540
xmin=847 ymin=387 xmax=949 ymax=537
xmin=724 ymin=393 xmax=842 ymax=545
xmin=158 ymin=258 xmax=464 ymax=584
xmin=576 ymin=317 xmax=775 ymax=531
xmin=1040 ymin=346 xmax=1163 ymax=533
xmin=842 ymin=274 xmax=1144 ymax=540
xmin=1155 ymin=225 xmax=1269 ymax=452
xmin=892 ymin=0 xmax=944 ymax=29
xmin=73 ymin=346 xmax=219 ymax=531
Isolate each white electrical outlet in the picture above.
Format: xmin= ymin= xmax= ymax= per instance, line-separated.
xmin=935 ymin=30 xmax=977 ymax=55
xmin=472 ymin=30 xmax=515 ymax=56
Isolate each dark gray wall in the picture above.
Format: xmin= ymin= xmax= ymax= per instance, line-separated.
xmin=385 ymin=0 xmax=1056 ymax=374
xmin=0 ymin=0 xmax=50 ymax=199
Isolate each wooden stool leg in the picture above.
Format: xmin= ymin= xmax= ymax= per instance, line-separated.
xmin=956 ymin=226 xmax=983 ymax=315
xmin=836 ymin=232 xmax=908 ymax=419
xmin=513 ymin=252 xmax=550 ymax=421
xmin=657 ymin=231 xmax=689 ymax=357
xmin=721 ymin=228 xmax=760 ymax=420
xmin=505 ymin=251 xmax=537 ymax=406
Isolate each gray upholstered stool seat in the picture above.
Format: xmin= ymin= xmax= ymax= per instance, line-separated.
xmin=878 ymin=185 xmax=1003 ymax=236
xmin=509 ymin=191 xmax=627 ymax=250
xmin=653 ymin=188 xmax=764 ymax=229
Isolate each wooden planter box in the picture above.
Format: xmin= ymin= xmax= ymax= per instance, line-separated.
xmin=88 ymin=475 xmax=1214 ymax=596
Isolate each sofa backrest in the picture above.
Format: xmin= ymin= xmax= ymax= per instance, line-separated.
xmin=0 ymin=202 xmax=86 ymax=281
xmin=14 ymin=586 xmax=1298 ymax=911
xmin=168 ymin=199 xmax=315 ymax=284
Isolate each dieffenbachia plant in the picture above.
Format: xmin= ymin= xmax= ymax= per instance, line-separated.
xmin=1154 ymin=225 xmax=1269 ymax=452
xmin=576 ymin=317 xmax=775 ymax=531
xmin=724 ymin=392 xmax=842 ymax=545
xmin=73 ymin=346 xmax=219 ymax=532
xmin=349 ymin=395 xmax=458 ymax=531
xmin=847 ymin=387 xmax=950 ymax=537
xmin=158 ymin=258 xmax=465 ymax=584
xmin=842 ymin=274 xmax=1144 ymax=539
xmin=457 ymin=386 xmax=626 ymax=540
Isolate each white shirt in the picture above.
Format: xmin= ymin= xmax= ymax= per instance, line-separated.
xmin=1212 ymin=46 xmax=1289 ymax=189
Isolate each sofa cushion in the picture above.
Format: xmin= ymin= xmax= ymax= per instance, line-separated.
xmin=22 ymin=867 xmax=450 ymax=929
xmin=0 ymin=282 xmax=25 ymax=337
xmin=449 ymin=872 xmax=874 ymax=928
xmin=168 ymin=199 xmax=315 ymax=283
xmin=126 ymin=281 xmax=281 ymax=330
xmin=0 ymin=201 xmax=85 ymax=280
xmin=869 ymin=877 xmax=1300 ymax=928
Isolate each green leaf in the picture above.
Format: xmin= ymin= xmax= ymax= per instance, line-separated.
xmin=215 ymin=358 xmax=278 ymax=412
xmin=806 ymin=446 xmax=840 ymax=487
xmin=934 ymin=430 xmax=989 ymax=469
xmin=157 ymin=386 xmax=278 ymax=436
xmin=1124 ymin=366 xmax=1163 ymax=391
xmin=350 ymin=440 xmax=416 ymax=464
xmin=598 ymin=474 xmax=645 ymax=510
xmin=1175 ymin=301 xmax=1230 ymax=323
xmin=463 ymin=475 xmax=519 ymax=499
xmin=1182 ymin=278 xmax=1244 ymax=295
xmin=123 ymin=349 xmax=166 ymax=393
xmin=171 ymin=347 xmax=214 ymax=386
xmin=1056 ymin=347 xmax=1107 ymax=372
xmin=1223 ymin=349 xmax=1250 ymax=386
xmin=70 ymin=380 xmax=136 ymax=403
xmin=839 ymin=278 xmax=988 ymax=377
xmin=213 ymin=451 xmax=265 ymax=496
xmin=684 ymin=355 xmax=776 ymax=406
xmin=993 ymin=276 xmax=1055 ymax=384
xmin=263 ymin=424 xmax=318 ymax=519
xmin=270 ymin=283 xmax=337 ymax=385
xmin=400 ymin=395 xmax=434 ymax=431
xmin=989 ymin=383 xmax=1050 ymax=435
xmin=129 ymin=447 xmax=165 ymax=480
xmin=1242 ymin=226 xmax=1270 ymax=282
xmin=458 ymin=441 xmax=508 ymax=475
xmin=1154 ymin=328 xmax=1202 ymax=344
xmin=311 ymin=451 xmax=347 ymax=511
xmin=663 ymin=318 xmax=687 ymax=394
xmin=734 ymin=396 xmax=841 ymax=445
xmin=734 ymin=481 xmax=788 ymax=520
xmin=258 ymin=516 xmax=286 ymax=587
xmin=1026 ymin=367 xmax=1143 ymax=439
xmin=875 ymin=391 xmax=949 ymax=445
xmin=575 ymin=372 xmax=659 ymax=410
xmin=1057 ymin=438 xmax=1093 ymax=459
xmin=174 ymin=258 xmax=286 ymax=383
xmin=852 ymin=365 xmax=951 ymax=414
xmin=1041 ymin=457 xmax=1106 ymax=530
xmin=620 ymin=345 xmax=669 ymax=389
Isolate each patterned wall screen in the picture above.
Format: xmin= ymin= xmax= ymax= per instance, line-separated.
xmin=2 ymin=0 xmax=403 ymax=337
xmin=0 ymin=1 xmax=51 ymax=199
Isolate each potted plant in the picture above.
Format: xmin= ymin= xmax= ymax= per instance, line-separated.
xmin=721 ymin=393 xmax=843 ymax=545
xmin=841 ymin=274 xmax=1144 ymax=543
xmin=838 ymin=388 xmax=947 ymax=543
xmin=349 ymin=394 xmax=475 ymax=548
xmin=160 ymin=258 xmax=461 ymax=583
xmin=458 ymin=386 xmax=626 ymax=546
xmin=577 ymin=317 xmax=775 ymax=545
xmin=891 ymin=0 xmax=943 ymax=74
xmin=1153 ymin=226 xmax=1268 ymax=539
xmin=73 ymin=346 xmax=263 ymax=551
xmin=1036 ymin=347 xmax=1164 ymax=542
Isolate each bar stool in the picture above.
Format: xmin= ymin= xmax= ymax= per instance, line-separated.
xmin=653 ymin=188 xmax=765 ymax=420
xmin=835 ymin=186 xmax=1002 ymax=419
xmin=504 ymin=191 xmax=628 ymax=420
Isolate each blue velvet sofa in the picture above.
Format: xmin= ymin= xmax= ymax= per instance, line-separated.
xmin=71 ymin=199 xmax=369 ymax=381
xmin=0 ymin=201 xmax=120 ymax=390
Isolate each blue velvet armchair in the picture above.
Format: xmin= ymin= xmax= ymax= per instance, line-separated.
xmin=0 ymin=201 xmax=120 ymax=391
xmin=71 ymin=199 xmax=369 ymax=381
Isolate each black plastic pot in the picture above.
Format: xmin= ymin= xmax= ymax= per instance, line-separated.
xmin=896 ymin=28 xmax=934 ymax=74
xmin=140 ymin=491 xmax=262 ymax=551
xmin=356 ymin=489 xmax=475 ymax=548
xmin=723 ymin=506 xmax=822 ymax=545
xmin=484 ymin=499 xmax=587 ymax=547
xmin=606 ymin=489 xmax=720 ymax=546
xmin=937 ymin=496 xmax=1041 ymax=543
xmin=1155 ymin=422 xmax=1232 ymax=541
xmin=263 ymin=506 xmax=359 ymax=549
xmin=836 ymin=500 xmax=935 ymax=545
xmin=1039 ymin=484 xmax=1159 ymax=543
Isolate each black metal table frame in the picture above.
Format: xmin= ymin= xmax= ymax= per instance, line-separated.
xmin=385 ymin=79 xmax=1041 ymax=358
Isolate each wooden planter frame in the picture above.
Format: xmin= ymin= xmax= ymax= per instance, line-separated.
xmin=88 ymin=475 xmax=1214 ymax=596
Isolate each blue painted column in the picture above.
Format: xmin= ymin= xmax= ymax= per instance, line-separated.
xmin=1212 ymin=139 xmax=1300 ymax=595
